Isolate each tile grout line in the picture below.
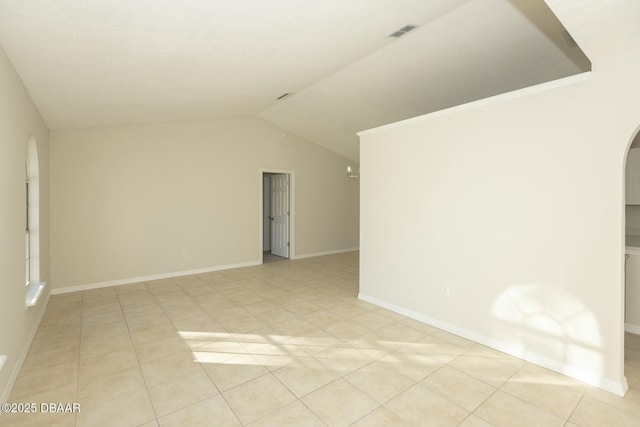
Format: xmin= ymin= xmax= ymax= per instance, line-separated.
xmin=564 ymin=394 xmax=584 ymax=426
xmin=13 ymin=253 xmax=636 ymax=426
xmin=177 ymin=274 xmax=252 ymax=427
xmin=496 ymin=362 xmax=585 ymax=423
xmin=147 ymin=275 xmax=240 ymax=412
xmin=437 ymin=350 xmax=502 ymax=426
xmin=118 ymin=281 xmax=165 ymax=425
xmin=74 ymin=292 xmax=85 ymax=427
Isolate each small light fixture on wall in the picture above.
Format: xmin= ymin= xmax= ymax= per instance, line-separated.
xmin=346 ymin=166 xmax=359 ymax=179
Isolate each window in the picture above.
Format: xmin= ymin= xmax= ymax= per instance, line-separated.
xmin=25 ymin=169 xmax=30 ymax=286
xmin=25 ymin=136 xmax=44 ymax=307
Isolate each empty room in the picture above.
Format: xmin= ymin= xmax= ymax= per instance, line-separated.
xmin=1 ymin=0 xmax=640 ymax=426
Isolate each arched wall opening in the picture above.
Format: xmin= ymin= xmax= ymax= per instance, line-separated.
xmin=622 ymin=124 xmax=640 ymax=394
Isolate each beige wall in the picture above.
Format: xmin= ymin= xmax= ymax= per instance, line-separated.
xmin=359 ymin=3 xmax=640 ymax=395
xmin=50 ymin=117 xmax=359 ymax=289
xmin=0 ymin=47 xmax=50 ymax=400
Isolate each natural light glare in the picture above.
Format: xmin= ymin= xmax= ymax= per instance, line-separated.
xmin=179 ymin=331 xmax=230 ymax=340
xmin=182 ymin=330 xmax=415 ymax=368
xmin=491 ymin=284 xmax=603 ymax=378
xmin=192 ymin=351 xmax=242 ymax=364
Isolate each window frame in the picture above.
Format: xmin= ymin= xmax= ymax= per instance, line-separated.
xmin=25 ymin=136 xmax=45 ymax=308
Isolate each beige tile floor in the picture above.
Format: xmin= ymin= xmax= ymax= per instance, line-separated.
xmin=3 ymin=251 xmax=640 ymax=426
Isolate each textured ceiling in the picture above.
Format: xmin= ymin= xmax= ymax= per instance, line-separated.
xmin=0 ymin=0 xmax=590 ymax=161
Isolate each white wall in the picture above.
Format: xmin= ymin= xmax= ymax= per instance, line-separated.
xmin=50 ymin=117 xmax=359 ymax=290
xmin=0 ymin=47 xmax=50 ymax=401
xmin=359 ymin=1 xmax=640 ymax=395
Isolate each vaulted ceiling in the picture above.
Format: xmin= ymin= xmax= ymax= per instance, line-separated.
xmin=0 ymin=0 xmax=589 ymax=161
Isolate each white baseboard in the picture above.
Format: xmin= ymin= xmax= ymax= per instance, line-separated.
xmin=51 ymin=250 xmax=362 ymax=295
xmin=293 ymin=247 xmax=359 ymax=260
xmin=358 ymin=292 xmax=629 ymax=397
xmin=0 ymin=292 xmax=51 ymax=403
xmin=51 ymin=260 xmax=262 ymax=295
xmin=625 ymin=323 xmax=640 ymax=335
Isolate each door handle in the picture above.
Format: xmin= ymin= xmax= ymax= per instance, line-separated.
xmin=268 ymin=216 xmax=273 ymax=221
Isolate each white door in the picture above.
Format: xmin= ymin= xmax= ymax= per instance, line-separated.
xmin=270 ymin=174 xmax=289 ymax=258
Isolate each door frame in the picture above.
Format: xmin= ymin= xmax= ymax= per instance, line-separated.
xmin=259 ymin=168 xmax=295 ymax=262
xmin=622 ymin=124 xmax=640 ymax=394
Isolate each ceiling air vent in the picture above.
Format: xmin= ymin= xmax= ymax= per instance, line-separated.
xmin=276 ymin=93 xmax=294 ymax=100
xmin=389 ymin=25 xmax=417 ymax=38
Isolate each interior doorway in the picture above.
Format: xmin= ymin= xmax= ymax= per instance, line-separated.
xmin=261 ymin=171 xmax=293 ymax=263
xmin=624 ymin=127 xmax=640 ymax=394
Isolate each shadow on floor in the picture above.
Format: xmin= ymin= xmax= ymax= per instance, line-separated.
xmin=263 ymin=251 xmax=288 ymax=264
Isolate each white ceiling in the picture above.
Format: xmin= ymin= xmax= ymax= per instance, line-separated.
xmin=0 ymin=0 xmax=589 ymax=161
